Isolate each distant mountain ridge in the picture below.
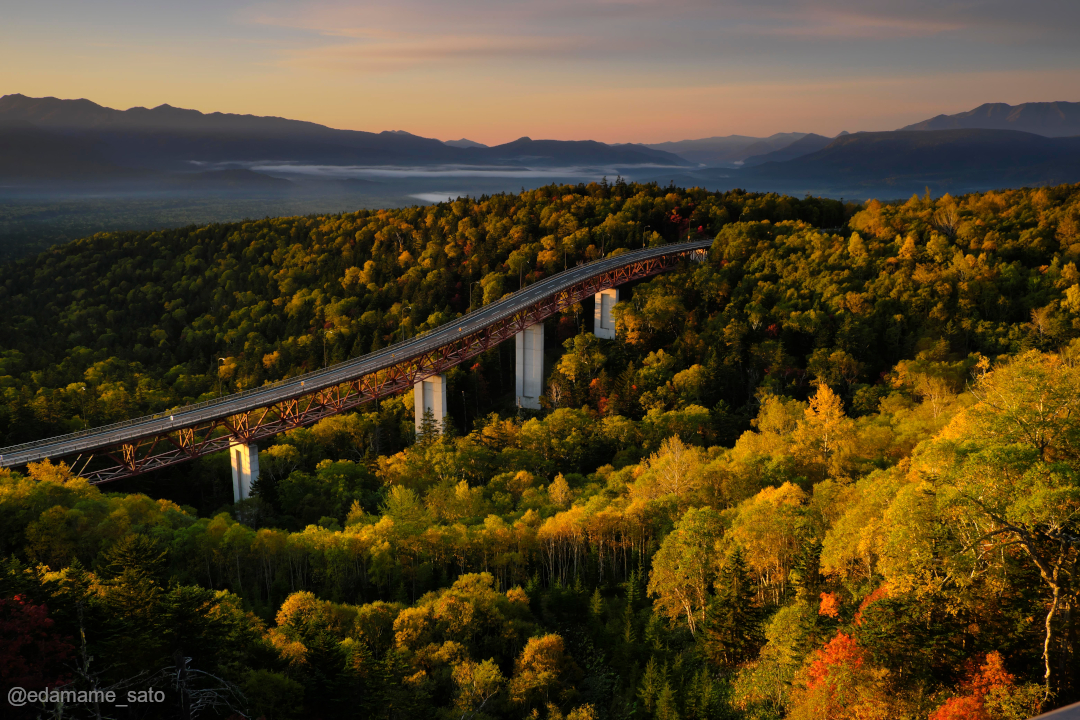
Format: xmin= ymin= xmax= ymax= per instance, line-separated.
xmin=901 ymin=101 xmax=1080 ymax=137
xmin=742 ymin=129 xmax=1080 ymax=186
xmin=645 ymin=128 xmax=1080 ymax=199
xmin=741 ymin=133 xmax=846 ymax=167
xmin=641 ymin=101 xmax=1080 ymax=167
xmin=0 ymin=94 xmax=345 ymax=135
xmin=0 ymin=94 xmax=690 ymax=186
xmin=642 ymin=133 xmax=807 ymax=167
xmin=444 ymin=138 xmax=488 ymax=149
xmin=6 ymin=93 xmax=1080 ymax=202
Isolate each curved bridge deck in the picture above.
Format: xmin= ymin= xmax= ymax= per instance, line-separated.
xmin=0 ymin=241 xmax=711 ymax=482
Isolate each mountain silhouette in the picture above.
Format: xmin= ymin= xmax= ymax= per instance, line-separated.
xmin=0 ymin=94 xmax=689 ymax=183
xmin=901 ymin=101 xmax=1080 ymax=137
xmin=644 ymin=129 xmax=1080 ymax=198
xmin=741 ymin=133 xmax=844 ymax=167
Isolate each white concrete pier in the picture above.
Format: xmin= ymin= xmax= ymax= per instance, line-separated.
xmin=515 ymin=323 xmax=544 ymax=410
xmin=230 ymin=442 xmax=259 ymax=503
xmin=593 ymin=288 xmax=619 ymax=340
xmin=414 ymin=374 xmax=448 ymax=435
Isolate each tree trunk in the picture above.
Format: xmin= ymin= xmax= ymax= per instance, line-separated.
xmin=1044 ymin=575 xmax=1062 ymax=702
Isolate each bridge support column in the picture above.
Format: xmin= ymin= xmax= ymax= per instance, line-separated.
xmin=230 ymin=441 xmax=259 ymax=503
xmin=593 ymin=288 xmax=619 ymax=339
xmin=515 ymin=323 xmax=544 ymax=410
xmin=414 ymin=374 xmax=448 ymax=436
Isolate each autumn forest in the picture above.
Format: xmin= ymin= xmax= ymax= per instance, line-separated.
xmin=2 ymin=180 xmax=1080 ymax=719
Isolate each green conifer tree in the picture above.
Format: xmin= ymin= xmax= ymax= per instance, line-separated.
xmin=418 ymin=408 xmax=439 ymax=443
xmin=638 ymin=656 xmax=661 ymax=714
xmin=656 ymin=680 xmax=680 ymax=720
xmin=590 ymin=588 xmax=605 ymax=619
xmin=703 ymin=546 xmax=761 ymax=667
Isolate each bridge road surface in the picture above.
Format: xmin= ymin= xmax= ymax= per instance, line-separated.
xmin=0 ymin=240 xmax=713 ymax=471
xmin=1032 ymin=702 xmax=1080 ymax=719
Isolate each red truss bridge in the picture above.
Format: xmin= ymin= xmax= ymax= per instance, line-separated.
xmin=0 ymin=241 xmax=711 ymax=484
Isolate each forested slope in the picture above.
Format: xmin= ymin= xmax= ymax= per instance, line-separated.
xmin=2 ymin=182 xmax=1080 ymax=720
xmin=0 ymin=182 xmax=848 ymax=447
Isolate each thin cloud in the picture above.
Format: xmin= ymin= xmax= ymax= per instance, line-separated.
xmin=750 ymin=10 xmax=965 ymax=39
xmin=280 ymin=33 xmax=589 ymax=72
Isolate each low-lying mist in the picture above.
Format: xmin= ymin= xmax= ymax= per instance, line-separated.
xmin=0 ymin=164 xmax=679 ymax=261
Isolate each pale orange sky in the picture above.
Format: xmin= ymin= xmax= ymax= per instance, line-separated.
xmin=2 ymin=0 xmax=1078 ymax=145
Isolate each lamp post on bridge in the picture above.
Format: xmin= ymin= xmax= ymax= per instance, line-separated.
xmin=469 ymin=281 xmax=482 ymax=313
xmin=399 ymin=307 xmax=412 ymax=342
xmin=519 ymin=259 xmax=530 ymax=290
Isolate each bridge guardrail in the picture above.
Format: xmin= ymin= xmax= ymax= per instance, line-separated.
xmin=0 ymin=240 xmax=711 ymax=462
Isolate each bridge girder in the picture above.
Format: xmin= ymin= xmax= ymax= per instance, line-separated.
xmin=5 ymin=247 xmax=708 ymax=483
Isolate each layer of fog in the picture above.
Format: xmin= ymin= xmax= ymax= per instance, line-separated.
xmin=408 ymin=192 xmax=467 ymax=203
xmin=191 ymin=161 xmax=682 ymax=182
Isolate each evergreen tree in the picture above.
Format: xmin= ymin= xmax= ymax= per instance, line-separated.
xmin=656 ymin=680 xmax=680 ymax=720
xmin=684 ymin=667 xmax=720 ymax=720
xmin=297 ymin=620 xmax=355 ymax=719
xmin=703 ymin=546 xmax=761 ymax=667
xmin=624 ymin=602 xmax=638 ymax=646
xmin=639 ymin=656 xmax=662 ymax=714
xmin=790 ymin=538 xmax=822 ymax=601
xmin=418 ymin=407 xmax=439 ymax=442
xmin=589 ymin=587 xmax=605 ymax=620
xmin=625 ymin=566 xmax=643 ymax=610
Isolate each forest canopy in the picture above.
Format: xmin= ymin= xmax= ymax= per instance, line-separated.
xmin=2 ymin=181 xmax=1080 ymax=719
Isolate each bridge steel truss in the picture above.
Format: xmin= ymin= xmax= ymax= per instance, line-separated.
xmin=1 ymin=243 xmax=709 ymax=484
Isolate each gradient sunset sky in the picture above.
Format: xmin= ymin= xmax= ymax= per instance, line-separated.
xmin=2 ymin=0 xmax=1078 ymax=145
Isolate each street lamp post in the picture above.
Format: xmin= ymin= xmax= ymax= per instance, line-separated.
xmin=217 ymin=357 xmax=226 ymax=397
xmin=469 ymin=281 xmax=482 ymax=313
xmin=519 ymin=260 xmax=530 ymax=290
xmin=400 ymin=307 xmax=412 ymax=342
xmin=643 ymin=224 xmax=652 ymax=248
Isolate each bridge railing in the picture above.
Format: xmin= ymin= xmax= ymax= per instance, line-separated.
xmin=0 ymin=240 xmax=711 ymax=458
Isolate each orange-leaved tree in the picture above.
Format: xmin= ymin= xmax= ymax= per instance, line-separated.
xmin=929 ymin=652 xmax=1042 ymax=720
xmin=787 ymin=632 xmax=891 ymax=720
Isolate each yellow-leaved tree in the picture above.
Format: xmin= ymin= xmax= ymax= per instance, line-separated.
xmin=508 ymin=633 xmax=577 ymax=710
xmin=943 ymin=349 xmax=1080 ymax=700
xmin=647 ymin=506 xmax=723 ymax=635
xmin=729 ymin=483 xmax=808 ymax=604
xmin=792 ymin=384 xmax=855 ymax=481
xmin=876 ymin=348 xmax=1080 ymax=702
